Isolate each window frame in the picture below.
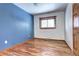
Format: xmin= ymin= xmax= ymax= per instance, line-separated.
xmin=39 ymin=16 xmax=56 ymax=29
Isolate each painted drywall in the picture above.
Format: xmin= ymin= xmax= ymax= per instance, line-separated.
xmin=34 ymin=11 xmax=65 ymax=40
xmin=14 ymin=3 xmax=67 ymax=14
xmin=0 ymin=4 xmax=33 ymax=51
xmin=65 ymin=4 xmax=73 ymax=50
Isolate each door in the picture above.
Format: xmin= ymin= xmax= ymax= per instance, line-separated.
xmin=73 ymin=4 xmax=79 ymax=55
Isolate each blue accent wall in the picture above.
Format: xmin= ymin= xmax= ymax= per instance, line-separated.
xmin=0 ymin=3 xmax=33 ymax=51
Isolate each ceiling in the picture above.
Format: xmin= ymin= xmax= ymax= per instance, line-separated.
xmin=14 ymin=3 xmax=68 ymax=15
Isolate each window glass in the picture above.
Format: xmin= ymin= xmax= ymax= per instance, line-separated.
xmin=41 ymin=20 xmax=48 ymax=28
xmin=47 ymin=19 xmax=55 ymax=27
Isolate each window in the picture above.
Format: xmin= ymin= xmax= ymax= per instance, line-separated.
xmin=74 ymin=16 xmax=79 ymax=27
xmin=40 ymin=16 xmax=56 ymax=29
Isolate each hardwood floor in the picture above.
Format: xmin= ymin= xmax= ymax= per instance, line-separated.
xmin=0 ymin=39 xmax=74 ymax=56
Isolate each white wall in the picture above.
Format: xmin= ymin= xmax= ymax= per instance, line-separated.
xmin=34 ymin=11 xmax=65 ymax=40
xmin=65 ymin=4 xmax=73 ymax=50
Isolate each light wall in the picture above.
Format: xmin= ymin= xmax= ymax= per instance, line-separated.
xmin=65 ymin=4 xmax=73 ymax=50
xmin=34 ymin=11 xmax=65 ymax=40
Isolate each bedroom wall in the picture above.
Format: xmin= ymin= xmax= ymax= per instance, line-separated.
xmin=34 ymin=11 xmax=65 ymax=40
xmin=65 ymin=4 xmax=73 ymax=50
xmin=0 ymin=3 xmax=33 ymax=50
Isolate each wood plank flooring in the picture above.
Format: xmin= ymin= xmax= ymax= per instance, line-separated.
xmin=0 ymin=39 xmax=74 ymax=56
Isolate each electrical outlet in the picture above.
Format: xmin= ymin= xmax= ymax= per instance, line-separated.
xmin=4 ymin=40 xmax=8 ymax=44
